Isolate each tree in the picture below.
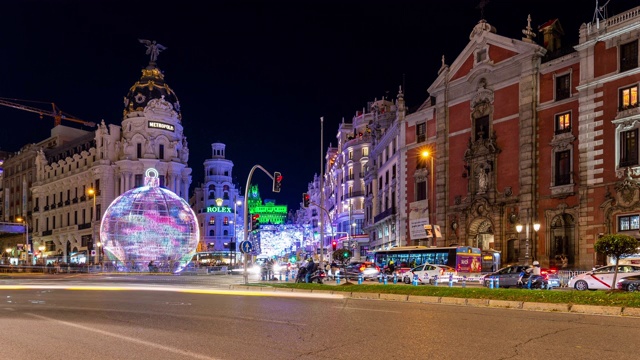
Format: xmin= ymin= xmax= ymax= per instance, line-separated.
xmin=594 ymin=234 xmax=639 ymax=290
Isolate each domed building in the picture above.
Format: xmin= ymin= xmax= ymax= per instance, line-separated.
xmin=30 ymin=42 xmax=193 ymax=265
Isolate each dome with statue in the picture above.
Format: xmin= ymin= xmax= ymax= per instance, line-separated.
xmin=100 ymin=168 xmax=199 ymax=273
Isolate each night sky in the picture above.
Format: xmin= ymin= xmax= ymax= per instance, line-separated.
xmin=0 ymin=0 xmax=623 ymax=208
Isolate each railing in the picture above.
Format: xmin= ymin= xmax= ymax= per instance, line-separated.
xmin=77 ymin=223 xmax=92 ymax=230
xmin=374 ymin=206 xmax=396 ymax=223
xmin=346 ymin=191 xmax=365 ymax=199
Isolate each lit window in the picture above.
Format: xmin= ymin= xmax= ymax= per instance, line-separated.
xmin=620 ymin=85 xmax=639 ymax=110
xmin=209 ymin=217 xmax=215 ymax=225
xmin=619 ymin=215 xmax=640 ymax=231
xmin=555 ymin=112 xmax=571 ymax=134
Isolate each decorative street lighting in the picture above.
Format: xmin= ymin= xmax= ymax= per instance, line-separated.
xmin=87 ymin=188 xmax=97 ymax=264
xmin=16 ymin=216 xmax=29 ymax=265
xmin=421 ymin=150 xmax=436 ymax=246
xmin=516 ymin=209 xmax=540 ymax=265
xmin=232 ymin=199 xmax=242 ymax=269
xmin=96 ymin=241 xmax=103 ymax=266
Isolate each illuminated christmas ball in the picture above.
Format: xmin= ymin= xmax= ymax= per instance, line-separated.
xmin=100 ymin=168 xmax=199 ymax=273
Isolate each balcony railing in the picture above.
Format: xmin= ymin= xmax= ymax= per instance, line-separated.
xmin=346 ymin=191 xmax=365 ymax=199
xmin=374 ymin=206 xmax=396 ymax=223
xmin=42 ymin=230 xmax=53 ymax=236
xmin=77 ymin=223 xmax=92 ymax=230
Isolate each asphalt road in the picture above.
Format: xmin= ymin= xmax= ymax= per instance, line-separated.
xmin=1 ymin=274 xmax=639 ymax=360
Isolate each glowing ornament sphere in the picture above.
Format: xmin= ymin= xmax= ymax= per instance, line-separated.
xmin=100 ymin=168 xmax=199 ymax=273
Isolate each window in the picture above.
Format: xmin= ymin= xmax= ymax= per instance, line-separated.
xmin=416 ymin=123 xmax=426 ymax=143
xmin=620 ymin=40 xmax=638 ymax=72
xmin=620 ymin=129 xmax=638 ymax=167
xmin=209 ymin=217 xmax=215 ymax=225
xmin=362 ymin=147 xmax=369 ymax=156
xmin=223 ymin=217 xmax=229 ymax=225
xmin=554 ymin=150 xmax=571 ymax=186
xmin=416 ymin=180 xmax=427 ymax=201
xmin=476 ymin=48 xmax=487 ymax=62
xmin=556 ymin=74 xmax=570 ymax=101
xmin=134 ymin=174 xmax=143 ymax=187
xmin=348 ymin=167 xmax=354 ymax=180
xmin=348 ymin=150 xmax=353 ymax=160
xmin=475 ymin=115 xmax=489 ymax=141
xmin=136 ymin=143 xmax=142 ymax=158
xmin=159 ymin=144 xmax=164 ymax=159
xmin=619 ymin=215 xmax=640 ymax=231
xmin=555 ymin=112 xmax=571 ymax=134
xmin=620 ymin=85 xmax=639 ymax=111
xmin=392 ymin=164 xmax=396 ymax=179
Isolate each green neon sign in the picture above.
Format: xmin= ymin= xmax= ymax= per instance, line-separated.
xmin=252 ymin=205 xmax=287 ymax=214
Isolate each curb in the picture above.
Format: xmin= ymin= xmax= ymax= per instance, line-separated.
xmin=231 ymin=285 xmax=640 ymax=318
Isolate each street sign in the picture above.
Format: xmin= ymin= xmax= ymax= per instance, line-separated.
xmin=240 ymin=240 xmax=253 ymax=254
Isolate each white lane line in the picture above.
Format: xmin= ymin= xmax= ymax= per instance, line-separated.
xmin=332 ymin=306 xmax=401 ymax=314
xmin=26 ymin=312 xmax=220 ymax=360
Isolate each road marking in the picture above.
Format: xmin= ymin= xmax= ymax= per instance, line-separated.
xmin=26 ymin=312 xmax=221 ymax=360
xmin=332 ymin=306 xmax=401 ymax=313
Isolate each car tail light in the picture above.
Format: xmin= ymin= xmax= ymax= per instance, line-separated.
xmin=440 ymin=268 xmax=444 ymax=275
xmin=376 ymin=266 xmax=380 ymax=271
xmin=360 ymin=265 xmax=365 ymax=272
xmin=320 ymin=271 xmax=326 ymax=278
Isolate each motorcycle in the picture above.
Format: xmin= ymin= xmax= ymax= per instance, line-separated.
xmin=517 ymin=271 xmax=549 ymax=290
xmin=295 ymin=268 xmax=325 ymax=284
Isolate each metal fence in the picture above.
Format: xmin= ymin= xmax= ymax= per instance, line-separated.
xmin=556 ymin=270 xmax=588 ymax=287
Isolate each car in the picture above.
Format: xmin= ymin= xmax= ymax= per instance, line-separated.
xmin=616 ymin=274 xmax=640 ymax=291
xmin=568 ymin=264 xmax=640 ymax=291
xmin=482 ymin=265 xmax=561 ymax=289
xmin=342 ymin=262 xmax=380 ymax=280
xmin=402 ymin=264 xmax=457 ymax=285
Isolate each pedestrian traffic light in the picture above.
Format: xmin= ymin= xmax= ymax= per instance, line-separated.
xmin=273 ymin=171 xmax=283 ymax=193
xmin=302 ymin=193 xmax=310 ymax=208
xmin=331 ymin=240 xmax=337 ymax=251
xmin=251 ymin=214 xmax=260 ymax=231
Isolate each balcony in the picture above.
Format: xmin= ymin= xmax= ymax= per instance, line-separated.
xmin=57 ymin=202 xmax=63 ymax=207
xmin=50 ymin=203 xmax=57 ymax=209
xmin=33 ymin=206 xmax=39 ymax=212
xmin=374 ymin=206 xmax=396 ymax=223
xmin=80 ymin=195 xmax=87 ymax=201
xmin=72 ymin=198 xmax=78 ymax=204
xmin=65 ymin=200 xmax=71 ymax=206
xmin=346 ymin=191 xmax=365 ymax=199
xmin=44 ymin=205 xmax=49 ymax=211
xmin=42 ymin=230 xmax=53 ymax=236
xmin=77 ymin=223 xmax=92 ymax=230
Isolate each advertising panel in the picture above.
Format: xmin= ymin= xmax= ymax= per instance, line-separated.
xmin=409 ymin=218 xmax=430 ymax=240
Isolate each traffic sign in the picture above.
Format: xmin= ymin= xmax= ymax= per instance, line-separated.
xmin=240 ymin=240 xmax=253 ymax=254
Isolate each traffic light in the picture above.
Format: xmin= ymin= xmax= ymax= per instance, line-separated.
xmin=273 ymin=171 xmax=283 ymax=193
xmin=302 ymin=193 xmax=310 ymax=208
xmin=251 ymin=214 xmax=260 ymax=231
xmin=331 ymin=240 xmax=337 ymax=251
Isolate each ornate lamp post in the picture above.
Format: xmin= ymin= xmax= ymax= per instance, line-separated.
xmin=16 ymin=216 xmax=29 ymax=265
xmin=421 ymin=150 xmax=436 ymax=246
xmin=87 ymin=187 xmax=98 ymax=264
xmin=516 ymin=209 xmax=540 ymax=265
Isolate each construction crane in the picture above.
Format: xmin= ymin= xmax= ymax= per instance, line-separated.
xmin=0 ymin=97 xmax=96 ymax=127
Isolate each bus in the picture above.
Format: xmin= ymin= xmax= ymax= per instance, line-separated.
xmin=372 ymin=246 xmax=484 ymax=273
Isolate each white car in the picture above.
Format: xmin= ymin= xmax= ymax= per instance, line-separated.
xmin=568 ymin=264 xmax=640 ymax=290
xmin=403 ymin=264 xmax=458 ymax=285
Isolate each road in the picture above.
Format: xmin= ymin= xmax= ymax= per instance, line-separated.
xmin=1 ymin=274 xmax=638 ymax=360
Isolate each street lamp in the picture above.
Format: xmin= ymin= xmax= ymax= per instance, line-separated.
xmin=421 ymin=150 xmax=435 ymax=246
xmin=516 ymin=209 xmax=540 ymax=265
xmin=96 ymin=241 xmax=103 ymax=265
xmin=16 ymin=216 xmax=29 ymax=266
xmin=232 ymin=199 xmax=242 ymax=269
xmin=87 ymin=188 xmax=97 ymax=264
xmin=5 ymin=248 xmax=12 ymax=265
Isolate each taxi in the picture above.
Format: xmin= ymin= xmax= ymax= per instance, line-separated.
xmin=568 ymin=264 xmax=640 ymax=290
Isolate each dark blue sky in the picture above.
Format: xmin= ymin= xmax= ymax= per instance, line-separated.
xmin=0 ymin=0 xmax=621 ymax=208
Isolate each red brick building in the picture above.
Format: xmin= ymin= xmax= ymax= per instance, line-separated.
xmin=404 ymin=6 xmax=640 ymax=270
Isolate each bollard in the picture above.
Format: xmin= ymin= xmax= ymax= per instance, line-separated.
xmin=336 ymin=273 xmax=340 ymax=285
xmin=448 ymin=273 xmax=454 ymax=287
xmin=434 ymin=275 xmax=439 ymax=286
xmin=462 ymin=275 xmax=467 ymax=288
xmin=358 ymin=274 xmax=363 ymax=285
xmin=378 ymin=274 xmax=383 ymax=283
xmin=393 ymin=273 xmax=397 ymax=284
xmin=489 ymin=276 xmax=494 ymax=289
xmin=285 ymin=272 xmax=289 ymax=282
xmin=413 ymin=274 xmax=419 ymax=286
xmin=495 ymin=276 xmax=500 ymax=288
xmin=279 ymin=272 xmax=282 ymax=281
xmin=383 ymin=274 xmax=388 ymax=285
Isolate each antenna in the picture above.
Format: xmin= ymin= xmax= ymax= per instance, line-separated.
xmin=593 ymin=0 xmax=610 ymax=29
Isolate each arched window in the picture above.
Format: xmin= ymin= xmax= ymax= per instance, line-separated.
xmin=550 ymin=214 xmax=575 ymax=268
xmin=209 ymin=229 xmax=215 ymax=236
xmin=223 ymin=230 xmax=229 ymax=236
